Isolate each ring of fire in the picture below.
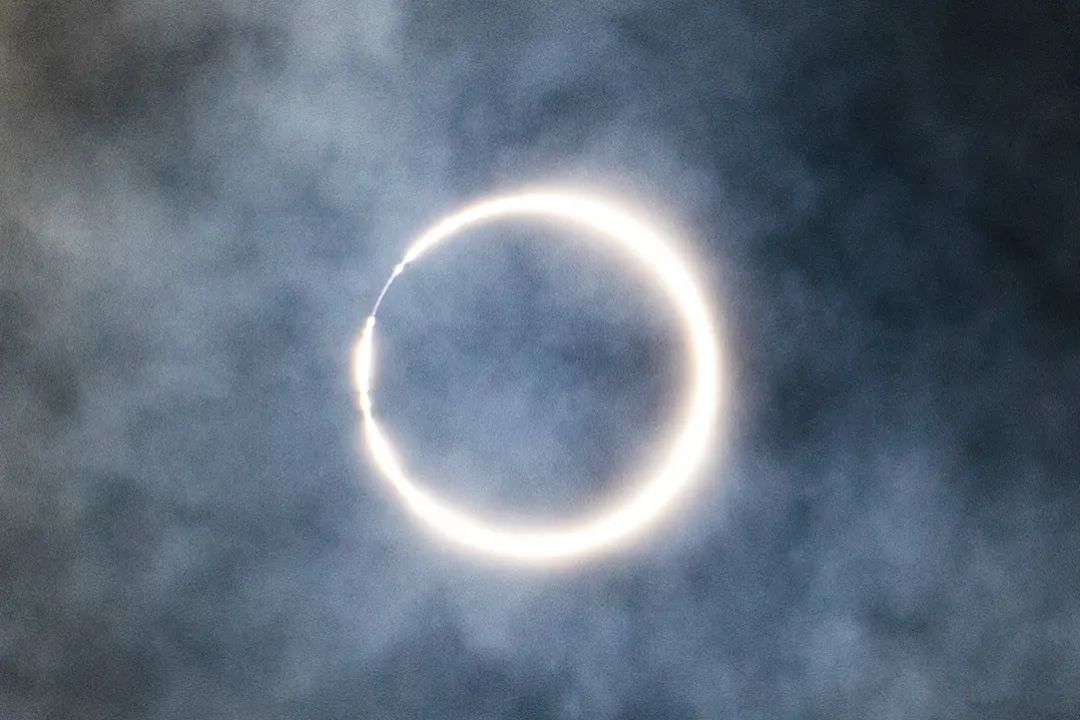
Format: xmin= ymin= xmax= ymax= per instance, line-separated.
xmin=352 ymin=190 xmax=725 ymax=563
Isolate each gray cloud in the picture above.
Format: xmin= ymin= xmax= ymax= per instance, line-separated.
xmin=1 ymin=1 xmax=1078 ymax=718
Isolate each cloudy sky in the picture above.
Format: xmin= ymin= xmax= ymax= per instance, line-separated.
xmin=2 ymin=1 xmax=1078 ymax=718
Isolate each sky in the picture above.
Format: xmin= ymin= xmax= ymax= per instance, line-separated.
xmin=1 ymin=1 xmax=1079 ymax=718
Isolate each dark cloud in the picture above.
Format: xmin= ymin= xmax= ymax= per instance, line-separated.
xmin=1 ymin=0 xmax=1079 ymax=718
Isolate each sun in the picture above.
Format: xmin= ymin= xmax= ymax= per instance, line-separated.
xmin=353 ymin=190 xmax=726 ymax=563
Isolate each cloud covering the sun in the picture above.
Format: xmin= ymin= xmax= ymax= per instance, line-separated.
xmin=1 ymin=1 xmax=1079 ymax=718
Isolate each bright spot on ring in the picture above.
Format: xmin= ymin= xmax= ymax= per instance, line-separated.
xmin=352 ymin=190 xmax=726 ymax=563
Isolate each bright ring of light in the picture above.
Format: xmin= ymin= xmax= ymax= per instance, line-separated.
xmin=352 ymin=190 xmax=724 ymax=563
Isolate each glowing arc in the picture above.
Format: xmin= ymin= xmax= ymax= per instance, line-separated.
xmin=353 ymin=191 xmax=724 ymax=562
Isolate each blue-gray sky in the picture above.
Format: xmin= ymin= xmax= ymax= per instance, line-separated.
xmin=1 ymin=1 xmax=1078 ymax=718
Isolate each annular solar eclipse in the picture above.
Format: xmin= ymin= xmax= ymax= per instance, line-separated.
xmin=352 ymin=190 xmax=725 ymax=563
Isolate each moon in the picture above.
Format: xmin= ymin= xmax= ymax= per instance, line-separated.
xmin=352 ymin=190 xmax=726 ymax=563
